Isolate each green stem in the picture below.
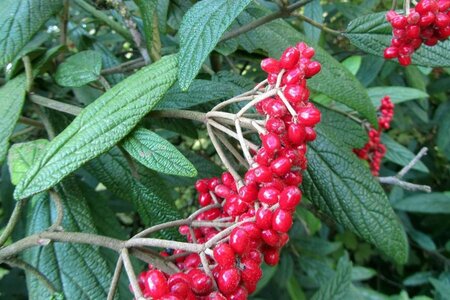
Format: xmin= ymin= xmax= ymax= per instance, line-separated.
xmin=72 ymin=0 xmax=133 ymax=43
xmin=0 ymin=201 xmax=27 ymax=246
xmin=296 ymin=14 xmax=342 ymax=36
xmin=22 ymin=56 xmax=33 ymax=92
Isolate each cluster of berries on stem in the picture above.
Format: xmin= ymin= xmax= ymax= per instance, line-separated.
xmin=133 ymin=42 xmax=322 ymax=300
xmin=354 ymin=96 xmax=394 ymax=176
xmin=384 ymin=0 xmax=450 ymax=66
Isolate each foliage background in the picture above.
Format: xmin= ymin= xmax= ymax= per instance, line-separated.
xmin=0 ymin=0 xmax=449 ymax=299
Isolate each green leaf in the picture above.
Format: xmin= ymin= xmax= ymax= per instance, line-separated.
xmin=86 ymin=148 xmax=181 ymax=239
xmin=393 ymin=193 xmax=450 ymax=214
xmin=311 ymin=256 xmax=352 ymax=300
xmin=23 ymin=178 xmax=113 ymax=299
xmin=7 ymin=139 xmax=49 ymax=185
xmin=55 ymin=51 xmax=103 ymax=87
xmin=295 ymin=236 xmax=341 ymax=256
xmin=155 ymin=79 xmax=235 ymax=110
xmin=14 ymin=55 xmax=178 ymax=200
xmin=429 ymin=278 xmax=450 ymax=298
xmin=403 ymin=272 xmax=434 ymax=286
xmin=318 ymin=106 xmax=368 ymax=149
xmin=134 ymin=0 xmax=157 ymax=55
xmin=351 ymin=266 xmax=376 ymax=281
xmin=304 ymin=0 xmax=323 ymax=43
xmin=178 ymin=0 xmax=252 ymax=90
xmin=0 ymin=0 xmax=62 ymax=67
xmin=345 ymin=12 xmax=450 ymax=67
xmin=302 ymin=127 xmax=409 ymax=264
xmin=381 ymin=134 xmax=429 ymax=173
xmin=232 ymin=4 xmax=377 ymax=126
xmin=342 ymin=56 xmax=362 ymax=75
xmin=0 ymin=74 xmax=27 ymax=164
xmin=437 ymin=109 xmax=450 ymax=158
xmin=122 ymin=127 xmax=197 ymax=177
xmin=287 ymin=277 xmax=306 ymax=300
xmin=254 ymin=264 xmax=278 ymax=295
xmin=368 ymin=87 xmax=429 ymax=105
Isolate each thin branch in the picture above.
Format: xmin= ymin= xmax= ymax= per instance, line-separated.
xmin=57 ymin=0 xmax=70 ymax=62
xmin=214 ymin=131 xmax=249 ymax=169
xmin=220 ymin=0 xmax=314 ymax=42
xmin=33 ymin=105 xmax=56 ymax=140
xmin=5 ymin=258 xmax=58 ymax=294
xmin=18 ymin=116 xmax=44 ymax=128
xmin=98 ymin=75 xmax=111 ymax=90
xmin=378 ymin=147 xmax=431 ymax=192
xmin=29 ymin=94 xmax=82 ymax=116
xmin=0 ymin=200 xmax=27 ymax=246
xmin=294 ymin=13 xmax=342 ymax=36
xmin=72 ymin=0 xmax=133 ymax=42
xmin=48 ymin=191 xmax=64 ymax=232
xmin=107 ymin=256 xmax=123 ymax=300
xmin=101 ymin=58 xmax=145 ymax=75
xmin=121 ymin=248 xmax=143 ymax=299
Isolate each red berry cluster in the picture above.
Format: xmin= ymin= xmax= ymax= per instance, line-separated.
xmin=354 ymin=96 xmax=394 ymax=176
xmin=384 ymin=0 xmax=450 ymax=66
xmin=134 ymin=42 xmax=321 ymax=300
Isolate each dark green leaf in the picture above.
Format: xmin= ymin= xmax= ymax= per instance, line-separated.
xmin=122 ymin=127 xmax=197 ymax=177
xmin=356 ymin=55 xmax=384 ymax=87
xmin=382 ymin=134 xmax=429 ymax=173
xmin=304 ymin=0 xmax=323 ymax=43
xmin=368 ymin=87 xmax=429 ymax=105
xmin=0 ymin=75 xmax=27 ymax=164
xmin=178 ymin=0 xmax=252 ymax=90
xmin=55 ymin=51 xmax=102 ymax=87
xmin=7 ymin=139 xmax=49 ymax=185
xmin=254 ymin=264 xmax=278 ymax=295
xmin=86 ymin=148 xmax=180 ymax=239
xmin=318 ymin=107 xmax=367 ymax=149
xmin=302 ymin=127 xmax=409 ymax=264
xmin=345 ymin=12 xmax=450 ymax=67
xmin=14 ymin=55 xmax=178 ymax=200
xmin=233 ymin=4 xmax=377 ymax=126
xmin=437 ymin=109 xmax=450 ymax=158
xmin=23 ymin=178 xmax=113 ymax=299
xmin=430 ymin=278 xmax=450 ymax=298
xmin=403 ymin=272 xmax=434 ymax=286
xmin=409 ymin=229 xmax=436 ymax=251
xmin=155 ymin=80 xmax=235 ymax=110
xmin=393 ymin=193 xmax=450 ymax=214
xmin=295 ymin=236 xmax=341 ymax=256
xmin=0 ymin=0 xmax=62 ymax=67
xmin=287 ymin=277 xmax=306 ymax=300
xmin=311 ymin=256 xmax=352 ymax=300
xmin=134 ymin=0 xmax=157 ymax=55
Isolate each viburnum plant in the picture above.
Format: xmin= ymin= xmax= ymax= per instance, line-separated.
xmin=0 ymin=0 xmax=449 ymax=300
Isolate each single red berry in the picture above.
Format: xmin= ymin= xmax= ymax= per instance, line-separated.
xmin=305 ymin=61 xmax=321 ymax=78
xmin=221 ymin=172 xmax=236 ymax=189
xmin=261 ymin=133 xmax=281 ymax=153
xmin=279 ymin=186 xmax=302 ymax=211
xmin=195 ymin=179 xmax=209 ymax=193
xmin=284 ymin=85 xmax=307 ymax=103
xmin=214 ymin=184 xmax=233 ymax=199
xmin=263 ymin=247 xmax=280 ymax=266
xmin=238 ymin=184 xmax=258 ymax=203
xmin=272 ymin=209 xmax=293 ymax=233
xmin=436 ymin=12 xmax=450 ymax=27
xmin=415 ymin=0 xmax=439 ymax=14
xmin=229 ymin=228 xmax=250 ymax=254
xmin=266 ymin=98 xmax=288 ymax=117
xmin=218 ymin=268 xmax=241 ymax=295
xmin=406 ymin=25 xmax=421 ymax=38
xmin=261 ymin=229 xmax=280 ymax=247
xmin=240 ymin=259 xmax=263 ymax=286
xmin=241 ymin=222 xmax=261 ymax=240
xmin=146 ymin=270 xmax=169 ymax=298
xmin=407 ymin=11 xmax=421 ymax=24
xmin=304 ymin=126 xmax=317 ymax=141
xmin=279 ymin=46 xmax=300 ymax=69
xmin=256 ymin=208 xmax=273 ymax=230
xmin=224 ymin=195 xmax=248 ymax=217
xmin=302 ymin=46 xmax=316 ymax=59
xmin=258 ymin=186 xmax=280 ymax=205
xmin=438 ymin=0 xmax=450 ymax=11
xmin=270 ymin=156 xmax=292 ymax=177
xmin=284 ymin=171 xmax=303 ymax=186
xmin=227 ymin=286 xmax=248 ymax=300
xmin=208 ymin=177 xmax=220 ymax=190
xmin=208 ymin=291 xmax=227 ymax=300
xmin=391 ymin=15 xmax=408 ymax=28
xmin=169 ymin=281 xmax=190 ymax=298
xmin=191 ymin=271 xmax=213 ymax=295
xmin=419 ymin=11 xmax=436 ymax=26
xmin=253 ymin=165 xmax=273 ymax=183
xmin=283 ymin=67 xmax=304 ymax=85
xmin=266 ymin=118 xmax=286 ymax=134
xmin=298 ymin=106 xmax=321 ymax=126
xmin=398 ymin=55 xmax=412 ymax=66
xmin=184 ymin=253 xmax=201 ymax=268
xmin=214 ymin=243 xmax=236 ymax=267
xmin=260 ymin=58 xmax=281 ymax=73
xmin=287 ymin=123 xmax=306 ymax=145
xmin=198 ymin=193 xmax=213 ymax=207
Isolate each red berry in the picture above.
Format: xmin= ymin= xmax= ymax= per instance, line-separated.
xmin=214 ymin=243 xmax=236 ymax=267
xmin=208 ymin=291 xmax=227 ymax=300
xmin=146 ymin=270 xmax=169 ymax=298
xmin=266 ymin=118 xmax=286 ymax=134
xmin=270 ymin=156 xmax=292 ymax=177
xmin=302 ymin=46 xmax=316 ymax=59
xmin=398 ymin=55 xmax=412 ymax=66
xmin=266 ymin=99 xmax=287 ymax=117
xmin=238 ymin=184 xmax=258 ymax=203
xmin=436 ymin=12 xmax=450 ymax=27
xmin=215 ymin=184 xmax=233 ymax=199
xmin=406 ymin=25 xmax=421 ymax=38
xmin=195 ymin=179 xmax=209 ymax=193
xmin=407 ymin=11 xmax=421 ymax=24
xmin=305 ymin=61 xmax=321 ymax=78
xmin=384 ymin=46 xmax=399 ymax=59
xmin=391 ymin=15 xmax=408 ymax=28
xmin=224 ymin=195 xmax=248 ymax=217
xmin=419 ymin=11 xmax=436 ymax=26
xmin=217 ymin=268 xmax=241 ymax=295
xmin=261 ymin=229 xmax=280 ymax=247
xmin=227 ymin=286 xmax=248 ymax=300
xmin=279 ymin=46 xmax=300 ymax=69
xmin=304 ymin=126 xmax=317 ymax=141
xmin=298 ymin=106 xmax=321 ymax=126
xmin=416 ymin=0 xmax=439 ymax=14
xmin=260 ymin=58 xmax=281 ymax=73
xmin=287 ymin=123 xmax=306 ymax=145
xmin=258 ymin=186 xmax=280 ymax=205
xmin=263 ymin=247 xmax=280 ymax=266
xmin=279 ymin=186 xmax=302 ymax=211
xmin=198 ymin=193 xmax=213 ymax=207
xmin=241 ymin=222 xmax=261 ymax=240
xmin=284 ymin=85 xmax=307 ymax=103
xmin=272 ymin=209 xmax=293 ymax=233
xmin=261 ymin=133 xmax=281 ymax=153
xmin=191 ymin=271 xmax=213 ymax=295
xmin=256 ymin=208 xmax=273 ymax=230
xmin=253 ymin=165 xmax=273 ymax=183
xmin=283 ymin=67 xmax=304 ymax=85
xmin=229 ymin=228 xmax=250 ymax=254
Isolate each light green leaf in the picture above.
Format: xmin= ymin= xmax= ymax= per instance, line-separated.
xmin=122 ymin=127 xmax=197 ymax=177
xmin=345 ymin=12 xmax=450 ymax=67
xmin=178 ymin=0 xmax=252 ymax=90
xmin=368 ymin=87 xmax=429 ymax=106
xmin=7 ymin=139 xmax=49 ymax=185
xmin=55 ymin=51 xmax=103 ymax=87
xmin=14 ymin=55 xmax=178 ymax=200
xmin=382 ymin=134 xmax=429 ymax=173
xmin=0 ymin=74 xmax=27 ymax=164
xmin=403 ymin=272 xmax=434 ymax=287
xmin=0 ymin=0 xmax=62 ymax=67
xmin=287 ymin=277 xmax=306 ymax=300
xmin=86 ymin=148 xmax=181 ymax=239
xmin=430 ymin=278 xmax=450 ymax=298
xmin=155 ymin=79 xmax=236 ymax=110
xmin=393 ymin=193 xmax=450 ymax=214
xmin=23 ymin=178 xmax=113 ymax=299
xmin=342 ymin=56 xmax=362 ymax=75
xmin=304 ymin=0 xmax=323 ymax=43
xmin=134 ymin=0 xmax=157 ymax=55
xmin=351 ymin=266 xmax=376 ymax=281
xmin=232 ymin=4 xmax=377 ymax=126
xmin=302 ymin=127 xmax=409 ymax=264
xmin=311 ymin=256 xmax=352 ymax=300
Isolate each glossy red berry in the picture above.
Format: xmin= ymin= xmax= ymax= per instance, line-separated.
xmin=261 ymin=229 xmax=280 ymax=247
xmin=261 ymin=133 xmax=281 ymax=153
xmin=257 ymin=186 xmax=280 ymax=205
xmin=305 ymin=61 xmax=321 ymax=78
xmin=253 ymin=165 xmax=273 ymax=183
xmin=255 ymin=208 xmax=273 ymax=230
xmin=228 ymin=286 xmax=248 ymax=300
xmin=272 ymin=209 xmax=293 ymax=233
xmin=238 ymin=184 xmax=258 ymax=203
xmin=263 ymin=247 xmax=280 ymax=266
xmin=298 ymin=106 xmax=321 ymax=126
xmin=191 ymin=271 xmax=213 ymax=295
xmin=218 ymin=268 xmax=241 ymax=295
xmin=260 ymin=58 xmax=281 ymax=73
xmin=229 ymin=228 xmax=250 ymax=254
xmin=270 ymin=156 xmax=292 ymax=177
xmin=266 ymin=118 xmax=286 ymax=134
xmin=279 ymin=186 xmax=302 ymax=211
xmin=146 ymin=270 xmax=169 ymax=298
xmin=284 ymin=85 xmax=307 ymax=103
xmin=214 ymin=243 xmax=236 ymax=267
xmin=279 ymin=46 xmax=300 ymax=69
xmin=195 ymin=179 xmax=209 ymax=193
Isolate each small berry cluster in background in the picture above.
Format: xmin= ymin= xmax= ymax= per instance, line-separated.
xmin=384 ymin=0 xmax=450 ymax=66
xmin=133 ymin=42 xmax=322 ymax=300
xmin=354 ymin=96 xmax=395 ymax=176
